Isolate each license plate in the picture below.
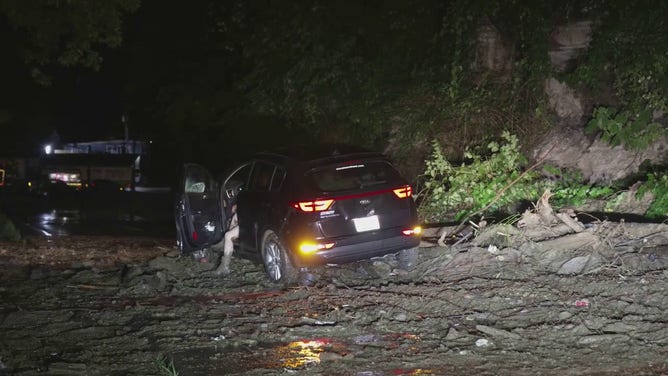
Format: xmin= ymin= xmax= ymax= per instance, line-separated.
xmin=353 ymin=215 xmax=380 ymax=232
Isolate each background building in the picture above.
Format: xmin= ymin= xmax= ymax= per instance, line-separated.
xmin=41 ymin=139 xmax=148 ymax=190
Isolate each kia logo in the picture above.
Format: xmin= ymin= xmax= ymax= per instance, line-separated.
xmin=359 ymin=199 xmax=371 ymax=205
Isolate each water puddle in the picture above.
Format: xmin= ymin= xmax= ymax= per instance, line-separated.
xmin=171 ymin=334 xmax=440 ymax=374
xmin=172 ymin=338 xmax=348 ymax=374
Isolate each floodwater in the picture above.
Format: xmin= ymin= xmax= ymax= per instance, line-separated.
xmin=0 ymin=187 xmax=174 ymax=238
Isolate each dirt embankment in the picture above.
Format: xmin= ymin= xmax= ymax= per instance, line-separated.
xmin=0 ymin=212 xmax=667 ymax=375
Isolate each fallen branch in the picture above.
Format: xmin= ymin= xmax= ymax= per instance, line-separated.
xmin=556 ymin=212 xmax=585 ymax=233
xmin=438 ymin=141 xmax=559 ymax=245
xmin=66 ymin=284 xmax=117 ymax=290
xmin=615 ymin=230 xmax=668 ymax=247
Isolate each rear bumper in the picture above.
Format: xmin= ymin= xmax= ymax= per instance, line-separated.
xmin=291 ymin=232 xmax=420 ymax=266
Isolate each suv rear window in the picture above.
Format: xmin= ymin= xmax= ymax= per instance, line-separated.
xmin=308 ymin=160 xmax=402 ymax=193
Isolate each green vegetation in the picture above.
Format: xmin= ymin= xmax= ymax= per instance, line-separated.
xmin=572 ymin=2 xmax=668 ymax=114
xmin=3 ymin=1 xmax=667 ymax=148
xmin=418 ymin=133 xmax=633 ymax=223
xmin=550 ymin=184 xmax=616 ymax=209
xmin=419 ymin=130 xmax=668 ymax=223
xmin=585 ymin=108 xmax=664 ymax=150
xmin=637 ymin=172 xmax=668 ymax=219
xmin=419 ymin=132 xmax=541 ymax=222
xmin=0 ymin=211 xmax=21 ymax=242
xmin=0 ymin=0 xmax=140 ymax=85
xmin=154 ymin=354 xmax=179 ymax=376
xmin=218 ymin=0 xmax=557 ymax=155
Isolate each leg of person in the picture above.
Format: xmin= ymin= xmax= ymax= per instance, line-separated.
xmin=215 ymin=226 xmax=239 ymax=276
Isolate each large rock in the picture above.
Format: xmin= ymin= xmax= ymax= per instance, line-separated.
xmin=533 ymin=125 xmax=667 ymax=183
xmin=544 ymin=78 xmax=586 ymax=124
xmin=475 ymin=17 xmax=512 ymax=75
xmin=548 ymin=21 xmax=593 ymax=72
xmin=538 ymin=19 xmax=667 ymax=184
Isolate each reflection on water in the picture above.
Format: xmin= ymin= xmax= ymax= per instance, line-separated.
xmin=276 ymin=339 xmax=331 ymax=369
xmin=172 ymin=336 xmax=439 ymax=374
xmin=31 ymin=209 xmax=82 ymax=236
xmin=173 ymin=338 xmax=347 ymax=374
xmin=11 ymin=191 xmax=175 ymax=237
xmin=39 ymin=209 xmax=80 ymax=225
xmin=391 ymin=368 xmax=435 ymax=375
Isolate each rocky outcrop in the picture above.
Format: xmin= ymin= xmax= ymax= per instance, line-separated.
xmin=548 ymin=21 xmax=593 ymax=72
xmin=474 ymin=17 xmax=513 ymax=76
xmin=532 ymin=125 xmax=667 ymax=184
xmin=539 ymin=20 xmax=667 ymax=183
xmin=543 ymin=78 xmax=586 ymax=125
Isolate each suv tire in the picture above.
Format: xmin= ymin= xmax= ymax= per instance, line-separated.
xmin=261 ymin=230 xmax=297 ymax=284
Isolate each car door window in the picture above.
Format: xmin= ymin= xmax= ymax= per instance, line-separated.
xmin=184 ymin=165 xmax=217 ymax=195
xmin=249 ymin=162 xmax=275 ymax=192
xmin=223 ymin=164 xmax=251 ymax=200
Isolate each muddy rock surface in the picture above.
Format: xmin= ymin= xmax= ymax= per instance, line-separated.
xmin=1 ymin=216 xmax=667 ymax=375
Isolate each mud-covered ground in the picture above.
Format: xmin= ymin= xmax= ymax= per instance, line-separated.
xmin=1 ymin=218 xmax=667 ymax=375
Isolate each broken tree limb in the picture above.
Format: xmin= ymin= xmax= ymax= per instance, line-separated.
xmin=556 ymin=212 xmax=585 ymax=233
xmin=440 ymin=141 xmax=559 ymax=244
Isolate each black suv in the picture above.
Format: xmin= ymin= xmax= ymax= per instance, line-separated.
xmin=174 ymin=145 xmax=421 ymax=283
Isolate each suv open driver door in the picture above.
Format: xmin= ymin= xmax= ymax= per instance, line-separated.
xmin=174 ymin=163 xmax=225 ymax=254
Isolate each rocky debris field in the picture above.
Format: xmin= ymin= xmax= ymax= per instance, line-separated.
xmin=0 ymin=212 xmax=667 ymax=375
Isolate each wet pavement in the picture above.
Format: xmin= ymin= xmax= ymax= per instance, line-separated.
xmin=1 ymin=188 xmax=174 ymax=238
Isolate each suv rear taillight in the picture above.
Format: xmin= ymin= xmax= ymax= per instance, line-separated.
xmin=293 ymin=199 xmax=335 ymax=212
xmin=393 ymin=185 xmax=412 ymax=198
xmin=294 ymin=185 xmax=412 ymax=212
xmin=402 ymin=226 xmax=422 ymax=236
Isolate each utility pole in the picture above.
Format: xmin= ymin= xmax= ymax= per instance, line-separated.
xmin=122 ymin=115 xmax=129 ymax=154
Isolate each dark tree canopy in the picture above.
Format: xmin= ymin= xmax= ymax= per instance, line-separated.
xmin=2 ymin=0 xmax=667 ymax=168
xmin=0 ymin=0 xmax=139 ymax=155
xmin=0 ymin=0 xmax=139 ymax=84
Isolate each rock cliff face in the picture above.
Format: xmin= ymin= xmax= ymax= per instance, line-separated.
xmin=474 ymin=17 xmax=513 ymax=76
xmin=538 ymin=21 xmax=666 ymax=183
xmin=532 ymin=126 xmax=667 ymax=184
xmin=548 ymin=21 xmax=593 ymax=72
xmin=477 ymin=19 xmax=667 ymax=184
xmin=543 ymin=78 xmax=587 ymax=125
xmin=386 ymin=19 xmax=666 ymax=185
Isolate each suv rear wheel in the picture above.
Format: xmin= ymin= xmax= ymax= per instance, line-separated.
xmin=261 ymin=230 xmax=297 ymax=284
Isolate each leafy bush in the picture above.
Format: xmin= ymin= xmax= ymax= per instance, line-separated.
xmin=0 ymin=211 xmax=21 ymax=242
xmin=155 ymin=354 xmax=179 ymax=376
xmin=585 ymin=107 xmax=664 ymax=150
xmin=418 ymin=134 xmax=629 ymax=223
xmin=550 ymin=184 xmax=616 ymax=208
xmin=637 ymin=172 xmax=668 ymax=219
xmin=545 ymin=166 xmax=617 ymax=207
xmin=418 ymin=131 xmax=541 ymax=222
